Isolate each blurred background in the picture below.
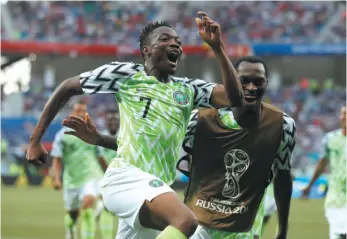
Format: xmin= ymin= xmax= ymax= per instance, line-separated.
xmin=1 ymin=1 xmax=346 ymax=239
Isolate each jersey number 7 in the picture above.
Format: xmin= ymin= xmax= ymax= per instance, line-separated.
xmin=140 ymin=97 xmax=151 ymax=118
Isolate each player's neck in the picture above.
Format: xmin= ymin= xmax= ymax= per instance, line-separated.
xmin=144 ymin=63 xmax=171 ymax=83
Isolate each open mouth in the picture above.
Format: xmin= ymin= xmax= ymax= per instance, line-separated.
xmin=244 ymin=95 xmax=257 ymax=103
xmin=167 ymin=50 xmax=180 ymax=65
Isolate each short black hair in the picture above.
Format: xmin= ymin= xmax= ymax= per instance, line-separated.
xmin=138 ymin=21 xmax=172 ymax=58
xmin=234 ymin=56 xmax=268 ymax=77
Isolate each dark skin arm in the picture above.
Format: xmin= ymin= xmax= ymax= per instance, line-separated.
xmin=196 ymin=11 xmax=244 ymax=108
xmin=26 ymin=77 xmax=83 ymax=165
xmin=301 ymin=158 xmax=328 ymax=197
xmin=273 ymin=169 xmax=293 ymax=239
xmin=62 ymin=114 xmax=118 ymax=151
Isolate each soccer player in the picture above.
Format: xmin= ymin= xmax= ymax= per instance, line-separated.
xmin=63 ymin=56 xmax=296 ymax=239
xmin=95 ymin=109 xmax=119 ymax=239
xmin=51 ymin=101 xmax=107 ymax=239
xmin=26 ymin=12 xmax=244 ymax=239
xmin=176 ymin=56 xmax=296 ymax=239
xmin=302 ymin=106 xmax=346 ymax=239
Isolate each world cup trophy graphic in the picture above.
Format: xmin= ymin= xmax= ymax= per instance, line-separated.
xmin=222 ymin=149 xmax=250 ymax=199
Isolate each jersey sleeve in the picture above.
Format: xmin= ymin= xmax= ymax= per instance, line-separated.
xmin=186 ymin=78 xmax=217 ymax=109
xmin=273 ymin=113 xmax=296 ymax=170
xmin=50 ymin=129 xmax=64 ymax=158
xmin=182 ymin=110 xmax=199 ymax=155
xmin=79 ymin=62 xmax=143 ymax=95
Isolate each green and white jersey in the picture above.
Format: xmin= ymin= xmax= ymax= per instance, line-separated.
xmin=321 ymin=129 xmax=346 ymax=209
xmin=51 ymin=127 xmax=104 ymax=188
xmin=80 ymin=62 xmax=216 ymax=185
xmin=97 ymin=130 xmax=118 ymax=165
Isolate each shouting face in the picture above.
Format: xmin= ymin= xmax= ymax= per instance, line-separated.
xmin=143 ymin=26 xmax=183 ymax=76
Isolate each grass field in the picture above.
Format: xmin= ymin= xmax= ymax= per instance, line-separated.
xmin=1 ymin=186 xmax=328 ymax=239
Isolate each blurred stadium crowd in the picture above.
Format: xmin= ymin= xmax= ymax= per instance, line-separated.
xmin=2 ymin=1 xmax=346 ymax=46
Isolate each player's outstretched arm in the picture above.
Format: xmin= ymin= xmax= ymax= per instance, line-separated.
xmin=27 ymin=62 xmax=141 ymax=165
xmin=62 ymin=113 xmax=118 ymax=151
xmin=26 ymin=77 xmax=83 ymax=165
xmin=302 ymin=133 xmax=330 ymax=198
xmin=196 ymin=11 xmax=243 ymax=108
xmin=301 ymin=158 xmax=328 ymax=197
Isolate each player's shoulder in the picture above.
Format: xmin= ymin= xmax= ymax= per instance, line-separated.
xmin=92 ymin=61 xmax=144 ymax=75
xmin=262 ymin=102 xmax=283 ymax=114
xmin=171 ymin=76 xmax=192 ymax=85
xmin=109 ymin=61 xmax=143 ymax=68
xmin=325 ymin=129 xmax=341 ymax=141
xmin=171 ymin=76 xmax=209 ymax=87
xmin=283 ymin=112 xmax=295 ymax=128
xmin=106 ymin=61 xmax=144 ymax=73
xmin=280 ymin=112 xmax=296 ymax=140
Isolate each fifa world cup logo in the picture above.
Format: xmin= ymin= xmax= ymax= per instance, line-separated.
xmin=222 ymin=149 xmax=250 ymax=199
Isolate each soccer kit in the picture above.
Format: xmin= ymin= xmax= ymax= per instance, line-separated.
xmin=51 ymin=127 xmax=104 ymax=210
xmin=79 ymin=61 xmax=216 ymax=238
xmin=321 ymin=129 xmax=346 ymax=239
xmin=178 ymin=105 xmax=296 ymax=239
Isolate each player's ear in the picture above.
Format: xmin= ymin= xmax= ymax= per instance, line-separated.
xmin=142 ymin=46 xmax=151 ymax=58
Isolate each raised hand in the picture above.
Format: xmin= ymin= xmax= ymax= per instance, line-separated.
xmin=195 ymin=11 xmax=223 ymax=50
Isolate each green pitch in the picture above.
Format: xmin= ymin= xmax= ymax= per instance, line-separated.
xmin=1 ymin=186 xmax=328 ymax=239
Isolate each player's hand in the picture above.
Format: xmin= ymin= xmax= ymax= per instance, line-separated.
xmin=53 ymin=178 xmax=62 ymax=190
xmin=62 ymin=113 xmax=99 ymax=145
xmin=195 ymin=11 xmax=223 ymax=50
xmin=300 ymin=186 xmax=311 ymax=199
xmin=26 ymin=142 xmax=48 ymax=166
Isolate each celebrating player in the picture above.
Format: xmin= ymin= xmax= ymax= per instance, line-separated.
xmin=26 ymin=12 xmax=244 ymax=239
xmin=64 ymin=56 xmax=296 ymax=239
xmin=302 ymin=106 xmax=346 ymax=239
xmin=51 ymin=101 xmax=107 ymax=239
xmin=177 ymin=56 xmax=296 ymax=239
